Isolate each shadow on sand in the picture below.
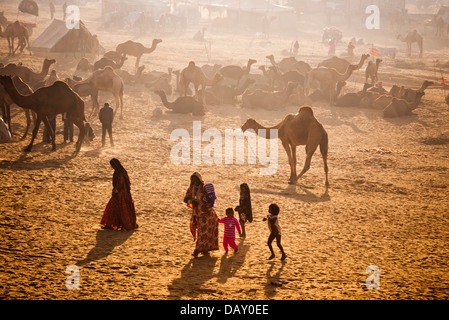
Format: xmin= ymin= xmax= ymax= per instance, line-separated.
xmin=252 ymin=184 xmax=330 ymax=203
xmin=75 ymin=229 xmax=135 ymax=266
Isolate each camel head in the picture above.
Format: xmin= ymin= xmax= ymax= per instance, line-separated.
xmin=241 ymin=118 xmax=258 ymax=132
xmin=212 ymin=73 xmax=224 ymax=84
xmin=298 ymin=105 xmax=314 ymax=116
xmin=0 ymin=75 xmax=13 ymax=87
xmin=44 ymin=58 xmax=57 ymax=69
xmin=153 ymin=38 xmax=163 ymax=46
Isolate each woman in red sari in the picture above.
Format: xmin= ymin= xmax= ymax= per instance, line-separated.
xmin=184 ymin=172 xmax=218 ymax=257
xmin=101 ymin=158 xmax=137 ymax=231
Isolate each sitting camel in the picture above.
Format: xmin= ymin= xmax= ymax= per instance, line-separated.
xmin=241 ymin=105 xmax=329 ymax=185
xmin=335 ymin=82 xmax=372 ymax=107
xmin=241 ymin=82 xmax=298 ymax=109
xmin=200 ymin=78 xmax=255 ymax=105
xmin=154 ymin=90 xmax=204 ymax=115
xmin=218 ymin=58 xmax=257 ymax=88
xmin=76 ymin=57 xmax=93 ymax=72
xmin=0 ymin=75 xmax=86 ymax=152
xmin=179 ymin=61 xmax=223 ymax=105
xmin=318 ymin=53 xmax=370 ymax=74
xmin=0 ymin=75 xmax=35 ymax=139
xmin=93 ymin=54 xmax=127 ymax=71
xmin=383 ymin=92 xmax=425 ymax=118
xmin=115 ymin=38 xmax=162 ymax=71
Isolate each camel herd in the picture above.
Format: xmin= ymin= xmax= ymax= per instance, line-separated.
xmin=0 ymin=31 xmax=437 ymax=185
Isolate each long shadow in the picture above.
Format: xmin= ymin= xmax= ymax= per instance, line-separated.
xmin=264 ymin=260 xmax=286 ymax=299
xmin=167 ymin=255 xmax=218 ymax=300
xmin=0 ymin=149 xmax=78 ymax=171
xmin=252 ymin=184 xmax=330 ymax=203
xmin=216 ymin=238 xmax=249 ymax=284
xmin=75 ymin=229 xmax=135 ymax=266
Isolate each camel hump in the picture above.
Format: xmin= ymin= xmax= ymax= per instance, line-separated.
xmin=298 ymin=105 xmax=314 ymax=116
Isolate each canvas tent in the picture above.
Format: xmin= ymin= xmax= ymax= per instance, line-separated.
xmin=30 ymin=19 xmax=102 ymax=54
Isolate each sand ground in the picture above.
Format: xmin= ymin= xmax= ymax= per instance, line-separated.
xmin=1 ymin=1 xmax=449 ymax=300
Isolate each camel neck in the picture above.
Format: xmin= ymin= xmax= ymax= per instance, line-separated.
xmin=158 ymin=92 xmax=173 ymax=109
xmin=2 ymin=79 xmax=34 ymax=109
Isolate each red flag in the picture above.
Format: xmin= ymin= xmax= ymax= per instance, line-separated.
xmin=441 ymin=77 xmax=445 ymax=85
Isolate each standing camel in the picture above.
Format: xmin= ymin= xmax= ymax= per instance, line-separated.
xmin=397 ymin=30 xmax=423 ymax=58
xmin=78 ymin=66 xmax=124 ymax=119
xmin=0 ymin=75 xmax=35 ymax=139
xmin=242 ymin=106 xmax=329 ymax=185
xmin=365 ymin=58 xmax=382 ymax=85
xmin=0 ymin=58 xmax=56 ymax=86
xmin=0 ymin=21 xmax=31 ymax=56
xmin=115 ymin=38 xmax=162 ymax=71
xmin=0 ymin=75 xmax=86 ymax=152
xmin=305 ymin=63 xmax=360 ymax=106
xmin=179 ymin=61 xmax=223 ymax=105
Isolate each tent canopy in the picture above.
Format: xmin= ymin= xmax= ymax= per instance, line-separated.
xmin=31 ymin=19 xmax=102 ymax=53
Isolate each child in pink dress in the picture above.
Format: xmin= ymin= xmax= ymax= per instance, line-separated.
xmin=218 ymin=207 xmax=242 ymax=253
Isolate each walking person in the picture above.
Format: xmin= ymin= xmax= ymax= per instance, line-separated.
xmin=99 ymin=102 xmax=114 ymax=147
xmin=184 ymin=172 xmax=219 ymax=257
xmin=49 ymin=0 xmax=55 ymax=20
xmin=100 ymin=158 xmax=137 ymax=231
xmin=263 ymin=203 xmax=287 ymax=260
xmin=218 ymin=207 xmax=241 ymax=254
xmin=234 ymin=183 xmax=253 ymax=238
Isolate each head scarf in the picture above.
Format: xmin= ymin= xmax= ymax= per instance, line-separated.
xmin=110 ymin=158 xmax=130 ymax=190
xmin=190 ymin=171 xmax=204 ymax=186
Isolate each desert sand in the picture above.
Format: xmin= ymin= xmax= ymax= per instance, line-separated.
xmin=0 ymin=1 xmax=449 ymax=301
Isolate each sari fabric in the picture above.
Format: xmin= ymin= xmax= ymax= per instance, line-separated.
xmin=101 ymin=164 xmax=137 ymax=231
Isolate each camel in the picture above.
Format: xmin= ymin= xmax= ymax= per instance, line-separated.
xmin=266 ymin=54 xmax=298 ymax=73
xmin=402 ymin=80 xmax=434 ymax=104
xmin=397 ymin=30 xmax=423 ymax=58
xmin=0 ymin=58 xmax=56 ymax=86
xmin=201 ymin=63 xmax=222 ymax=78
xmin=0 ymin=21 xmax=31 ymax=56
xmin=201 ymin=78 xmax=255 ymax=105
xmin=179 ymin=61 xmax=223 ymax=105
xmin=0 ymin=75 xmax=35 ymax=139
xmin=76 ymin=57 xmax=93 ymax=72
xmin=383 ymin=92 xmax=425 ymax=118
xmin=305 ymin=63 xmax=360 ymax=106
xmin=154 ymin=90 xmax=204 ymax=115
xmin=0 ymin=75 xmax=86 ymax=152
xmin=114 ymin=65 xmax=145 ymax=85
xmin=335 ymin=82 xmax=372 ymax=107
xmin=241 ymin=82 xmax=298 ymax=109
xmin=269 ymin=66 xmax=305 ymax=89
xmin=365 ymin=58 xmax=382 ymax=85
xmin=103 ymin=50 xmax=122 ymax=63
xmin=93 ymin=54 xmax=127 ymax=71
xmin=115 ymin=38 xmax=162 ymax=71
xmin=241 ymin=106 xmax=329 ymax=185
xmin=218 ymin=59 xmax=257 ymax=88
xmin=318 ymin=53 xmax=370 ymax=74
xmin=78 ymin=66 xmax=124 ymax=119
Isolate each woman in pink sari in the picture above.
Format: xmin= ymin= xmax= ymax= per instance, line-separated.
xmin=184 ymin=172 xmax=218 ymax=257
xmin=101 ymin=158 xmax=137 ymax=231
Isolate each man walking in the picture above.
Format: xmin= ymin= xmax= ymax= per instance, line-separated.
xmin=99 ymin=103 xmax=114 ymax=147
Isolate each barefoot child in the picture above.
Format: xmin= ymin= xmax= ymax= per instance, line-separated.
xmin=263 ymin=203 xmax=287 ymax=260
xmin=234 ymin=183 xmax=253 ymax=238
xmin=218 ymin=207 xmax=242 ymax=253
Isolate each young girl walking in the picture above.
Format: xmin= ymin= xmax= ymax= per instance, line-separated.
xmin=235 ymin=183 xmax=253 ymax=238
xmin=218 ymin=207 xmax=242 ymax=254
xmin=263 ymin=203 xmax=287 ymax=260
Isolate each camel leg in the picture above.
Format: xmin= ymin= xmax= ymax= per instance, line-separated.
xmin=135 ymin=56 xmax=141 ymax=72
xmin=295 ymin=143 xmax=319 ymax=183
xmin=114 ymin=94 xmax=122 ymax=120
xmin=71 ymin=117 xmax=85 ymax=153
xmin=282 ymin=141 xmax=295 ymax=183
xmin=42 ymin=115 xmax=56 ymax=151
xmin=90 ymin=91 xmax=99 ymax=117
xmin=20 ymin=109 xmax=32 ymax=140
xmin=24 ymin=114 xmax=42 ymax=152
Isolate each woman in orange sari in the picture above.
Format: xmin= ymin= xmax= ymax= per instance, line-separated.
xmin=184 ymin=172 xmax=218 ymax=257
xmin=101 ymin=158 xmax=137 ymax=231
